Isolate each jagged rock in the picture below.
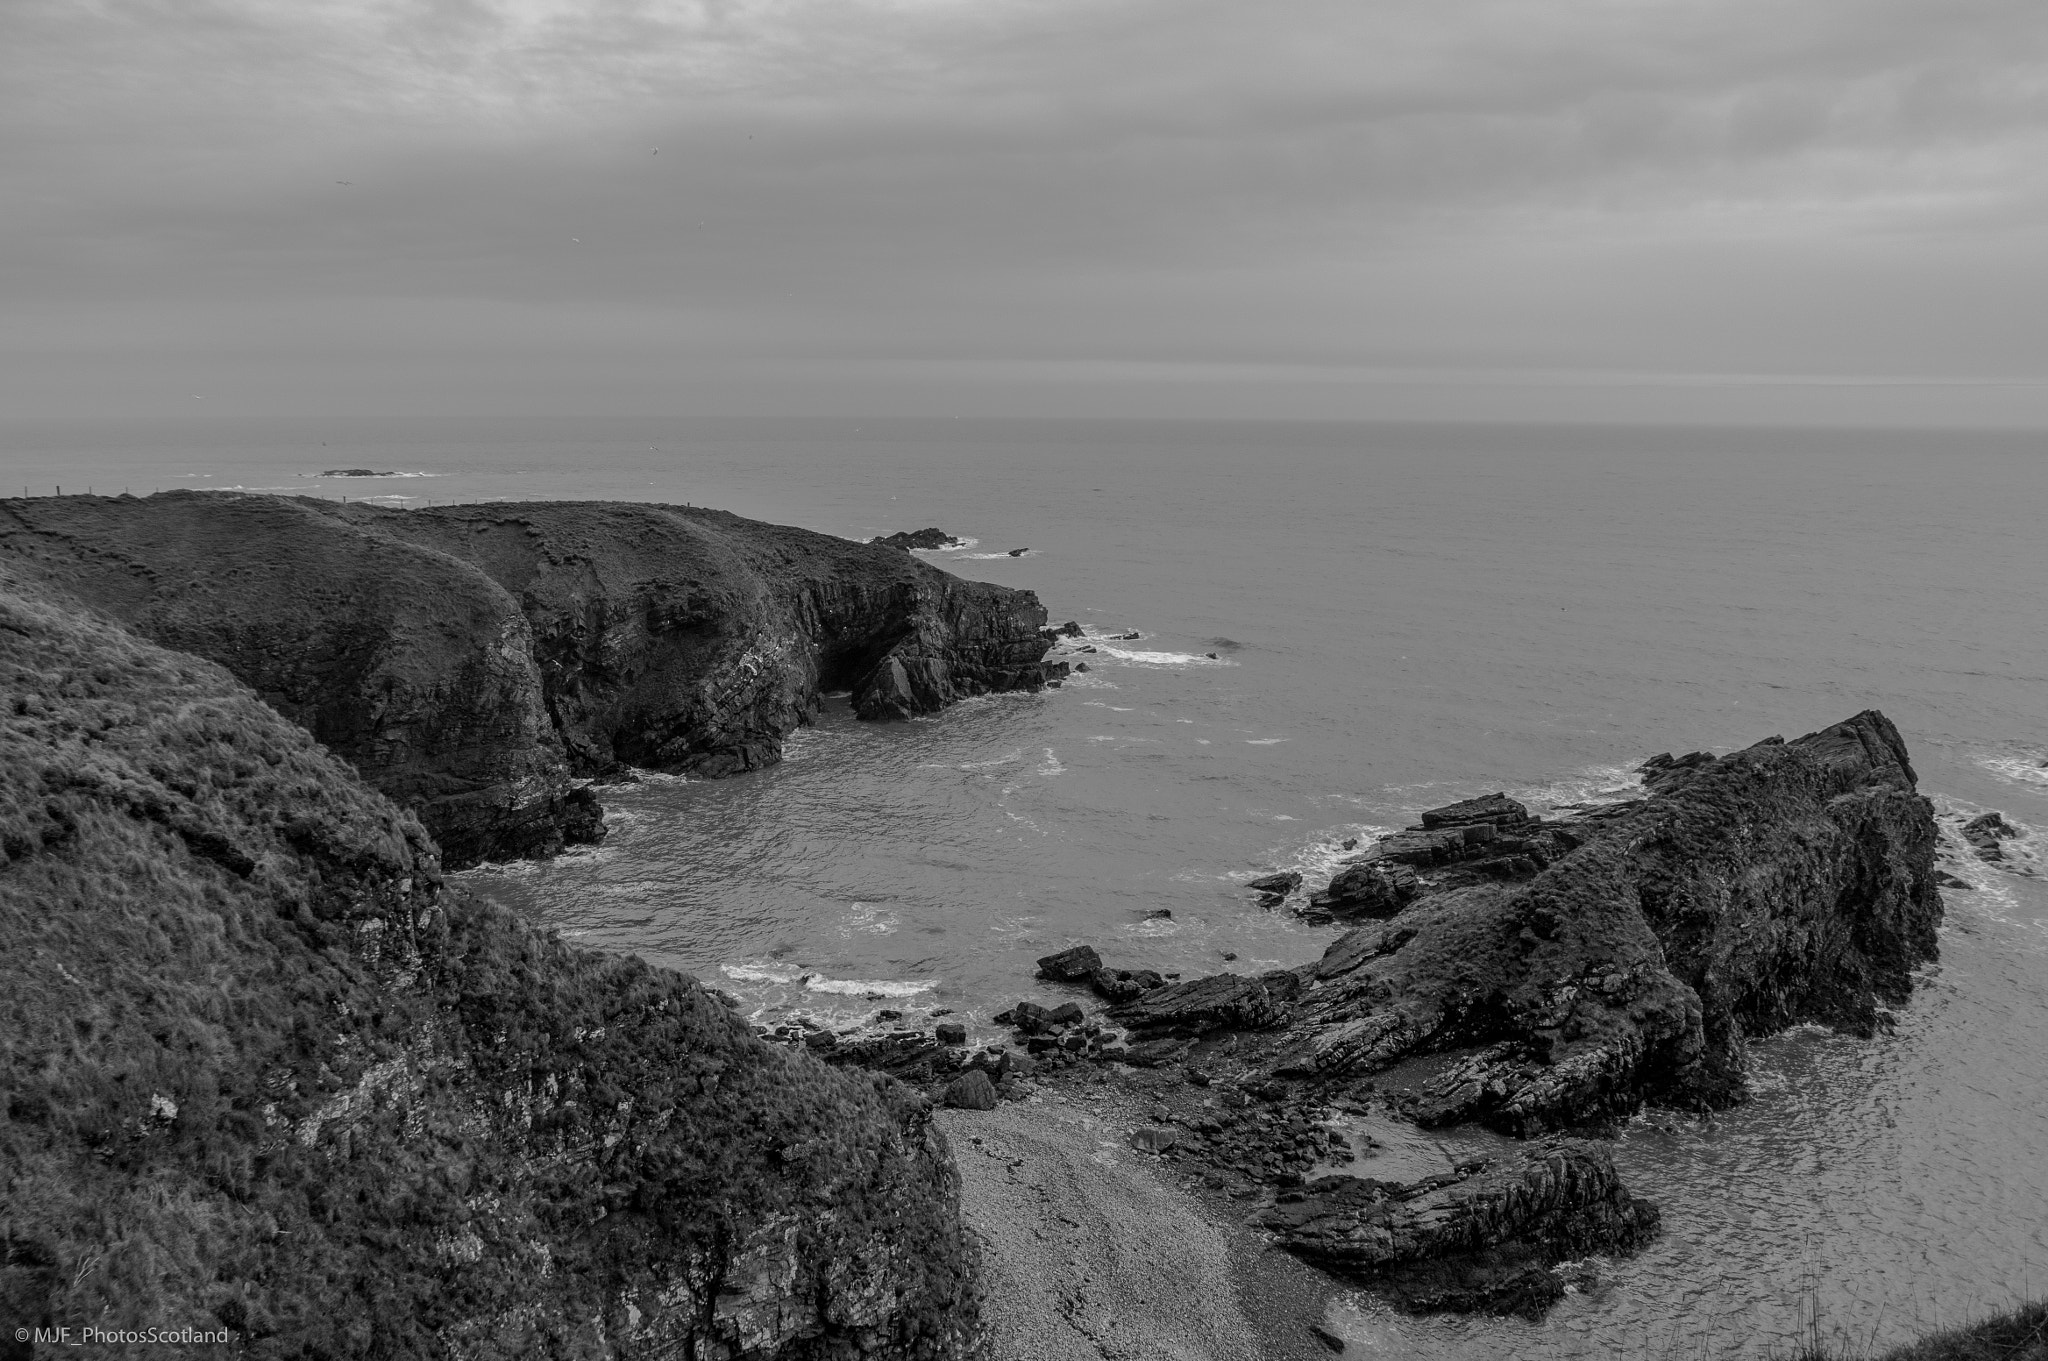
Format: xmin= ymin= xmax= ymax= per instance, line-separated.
xmin=1419 ymin=793 xmax=1531 ymax=830
xmin=1089 ymin=967 xmax=1166 ymax=1004
xmin=0 ymin=494 xmax=1060 ymax=867
xmin=1260 ymin=712 xmax=1942 ymax=1135
xmin=1961 ymin=811 xmax=2020 ymax=862
xmin=943 ymin=1071 xmax=999 ymax=1111
xmin=1111 ymin=970 xmax=1303 ymax=1036
xmin=1037 ymin=945 xmax=1103 ymax=981
xmin=1129 ymin=1127 xmax=1179 ymax=1153
xmin=1259 ymin=1141 xmax=1657 ymax=1320
xmin=1312 ymin=862 xmax=1421 ymax=919
xmin=936 ymin=1022 xmax=968 ymax=1045
xmin=1246 ymin=871 xmax=1303 ymax=894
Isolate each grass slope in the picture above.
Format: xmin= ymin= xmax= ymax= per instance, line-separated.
xmin=0 ymin=573 xmax=978 ymax=1358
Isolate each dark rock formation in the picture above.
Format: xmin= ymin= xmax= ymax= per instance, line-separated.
xmin=1089 ymin=967 xmax=1166 ymax=1004
xmin=1245 ymin=871 xmax=1303 ymax=895
xmin=0 ymin=494 xmax=1062 ymax=866
xmin=1133 ymin=713 xmax=1942 ymax=1136
xmin=1961 ymin=810 xmax=2021 ymax=864
xmin=1307 ymin=862 xmax=1421 ymax=922
xmin=943 ymin=1072 xmax=998 ymax=1111
xmin=319 ymin=468 xmax=397 ymax=477
xmin=1260 ymin=1142 xmax=1658 ymax=1319
xmin=0 ymin=571 xmax=981 ymax=1359
xmin=1036 ymin=945 xmax=1102 ymax=981
xmin=870 ymin=528 xmax=962 ymax=551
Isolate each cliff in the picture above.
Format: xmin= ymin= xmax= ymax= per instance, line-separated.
xmin=0 ymin=570 xmax=981 ymax=1357
xmin=0 ymin=494 xmax=1061 ymax=867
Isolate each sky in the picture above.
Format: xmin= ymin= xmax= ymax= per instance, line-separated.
xmin=6 ymin=0 xmax=2048 ymax=426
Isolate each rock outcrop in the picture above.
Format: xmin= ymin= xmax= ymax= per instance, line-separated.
xmin=0 ymin=570 xmax=981 ymax=1358
xmin=0 ymin=494 xmax=1062 ymax=866
xmin=1260 ymin=1141 xmax=1659 ymax=1319
xmin=1121 ymin=712 xmax=1942 ymax=1134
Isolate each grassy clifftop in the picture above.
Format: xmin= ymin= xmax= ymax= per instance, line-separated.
xmin=0 ymin=572 xmax=980 ymax=1358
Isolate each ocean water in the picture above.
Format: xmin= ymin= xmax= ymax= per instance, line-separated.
xmin=7 ymin=415 xmax=2046 ymax=1357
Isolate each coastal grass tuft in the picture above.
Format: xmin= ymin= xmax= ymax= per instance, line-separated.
xmin=1789 ymin=1300 xmax=2048 ymax=1361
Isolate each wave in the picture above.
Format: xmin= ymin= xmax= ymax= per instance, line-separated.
xmin=1090 ymin=644 xmax=1236 ymax=667
xmin=1245 ymin=737 xmax=1290 ymax=745
xmin=907 ymin=536 xmax=977 ymax=552
xmin=1977 ymin=753 xmax=2048 ymax=793
xmin=309 ymin=470 xmax=444 ymax=479
xmin=1513 ymin=764 xmax=1648 ymax=816
xmin=805 ymin=975 xmax=937 ymax=997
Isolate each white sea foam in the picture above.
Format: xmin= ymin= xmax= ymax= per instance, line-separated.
xmin=1245 ymin=737 xmax=1290 ymax=745
xmin=1977 ymin=754 xmax=2048 ymax=792
xmin=1037 ymin=747 xmax=1064 ymax=776
xmin=960 ymin=550 xmax=1029 ymax=559
xmin=805 ymin=975 xmax=937 ymax=997
xmin=1514 ymin=764 xmax=1647 ymax=816
xmin=722 ymin=963 xmax=802 ymax=985
xmin=906 ymin=536 xmax=977 ymax=551
xmin=1091 ymin=644 xmax=1235 ymax=667
xmin=839 ymin=903 xmax=900 ymax=936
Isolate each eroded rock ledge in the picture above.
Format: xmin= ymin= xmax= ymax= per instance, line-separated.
xmin=0 ymin=493 xmax=1063 ymax=866
xmin=1118 ymin=711 xmax=1941 ymax=1132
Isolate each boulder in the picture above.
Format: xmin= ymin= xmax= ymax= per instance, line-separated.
xmin=1259 ymin=1141 xmax=1658 ymax=1320
xmin=1128 ymin=1126 xmax=1179 ymax=1153
xmin=936 ymin=1022 xmax=968 ymax=1046
xmin=1418 ymin=793 xmax=1531 ymax=831
xmin=1036 ymin=945 xmax=1104 ymax=981
xmin=1090 ymin=968 xmax=1167 ymax=1004
xmin=1313 ymin=862 xmax=1420 ymax=919
xmin=1245 ymin=871 xmax=1303 ymax=894
xmin=943 ymin=1070 xmax=999 ymax=1111
xmin=1110 ymin=970 xmax=1300 ymax=1036
xmin=1961 ymin=810 xmax=2020 ymax=862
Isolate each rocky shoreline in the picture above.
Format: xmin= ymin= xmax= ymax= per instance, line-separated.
xmin=818 ymin=711 xmax=1944 ymax=1322
xmin=0 ymin=494 xmax=1064 ymax=867
xmin=0 ymin=493 xmax=1953 ymax=1353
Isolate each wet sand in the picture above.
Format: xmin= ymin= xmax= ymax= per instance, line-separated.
xmin=938 ymin=1090 xmax=1340 ymax=1360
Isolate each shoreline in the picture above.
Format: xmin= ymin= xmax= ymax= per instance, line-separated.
xmin=939 ymin=1082 xmax=1342 ymax=1360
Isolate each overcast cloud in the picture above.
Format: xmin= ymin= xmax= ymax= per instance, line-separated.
xmin=7 ymin=0 xmax=2048 ymax=423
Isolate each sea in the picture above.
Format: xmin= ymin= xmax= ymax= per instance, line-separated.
xmin=6 ymin=414 xmax=2046 ymax=1358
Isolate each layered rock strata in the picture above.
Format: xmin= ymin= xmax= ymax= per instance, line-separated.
xmin=1119 ymin=712 xmax=1941 ymax=1134
xmin=1259 ymin=1142 xmax=1659 ymax=1318
xmin=0 ymin=570 xmax=981 ymax=1358
xmin=1026 ymin=712 xmax=1941 ymax=1312
xmin=0 ymin=494 xmax=1062 ymax=866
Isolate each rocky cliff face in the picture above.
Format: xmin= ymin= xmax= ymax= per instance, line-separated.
xmin=0 ymin=570 xmax=981 ymax=1358
xmin=1118 ymin=712 xmax=1942 ymax=1136
xmin=1090 ymin=713 xmax=1940 ymax=1311
xmin=0 ymin=494 xmax=1060 ymax=866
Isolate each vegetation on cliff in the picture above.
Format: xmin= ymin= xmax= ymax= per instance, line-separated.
xmin=0 ymin=493 xmax=1060 ymax=867
xmin=0 ymin=571 xmax=980 ymax=1358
